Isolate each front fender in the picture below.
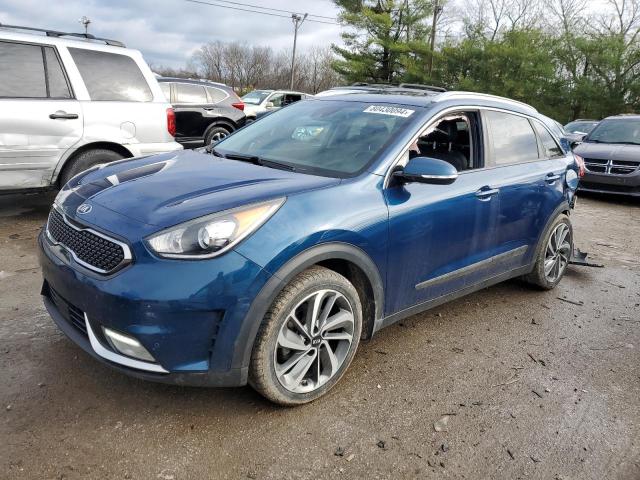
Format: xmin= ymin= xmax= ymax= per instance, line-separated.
xmin=232 ymin=241 xmax=385 ymax=371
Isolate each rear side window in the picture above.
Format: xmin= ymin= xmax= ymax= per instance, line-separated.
xmin=533 ymin=121 xmax=563 ymax=157
xmin=0 ymin=41 xmax=46 ymax=98
xmin=69 ymin=48 xmax=152 ymax=102
xmin=175 ymin=83 xmax=207 ymax=104
xmin=206 ymin=86 xmax=228 ymax=104
xmin=44 ymin=47 xmax=71 ymax=98
xmin=486 ymin=110 xmax=539 ymax=165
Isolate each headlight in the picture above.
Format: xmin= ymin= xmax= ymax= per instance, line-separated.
xmin=146 ymin=198 xmax=284 ymax=259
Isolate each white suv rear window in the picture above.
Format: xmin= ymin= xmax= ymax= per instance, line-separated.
xmin=69 ymin=48 xmax=152 ymax=102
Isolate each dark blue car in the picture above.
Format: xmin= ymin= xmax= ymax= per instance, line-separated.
xmin=39 ymin=88 xmax=581 ymax=405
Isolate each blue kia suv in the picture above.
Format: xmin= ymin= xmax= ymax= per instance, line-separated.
xmin=39 ymin=87 xmax=581 ymax=405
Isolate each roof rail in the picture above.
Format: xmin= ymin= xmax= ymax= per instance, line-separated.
xmin=398 ymin=83 xmax=447 ymax=92
xmin=435 ymin=91 xmax=537 ymax=112
xmin=0 ymin=23 xmax=125 ymax=47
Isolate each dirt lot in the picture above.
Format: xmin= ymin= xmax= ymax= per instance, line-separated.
xmin=0 ymin=192 xmax=638 ymax=480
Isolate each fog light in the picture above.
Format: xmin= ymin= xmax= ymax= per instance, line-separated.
xmin=103 ymin=327 xmax=155 ymax=362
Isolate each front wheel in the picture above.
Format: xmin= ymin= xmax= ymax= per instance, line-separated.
xmin=524 ymin=214 xmax=573 ymax=290
xmin=249 ymin=266 xmax=362 ymax=406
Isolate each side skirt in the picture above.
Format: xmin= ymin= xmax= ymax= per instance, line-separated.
xmin=372 ymin=264 xmax=532 ymax=334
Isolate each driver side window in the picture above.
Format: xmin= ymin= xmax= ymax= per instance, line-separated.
xmin=400 ymin=111 xmax=481 ymax=172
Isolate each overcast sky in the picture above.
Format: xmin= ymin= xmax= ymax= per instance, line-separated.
xmin=0 ymin=0 xmax=344 ymax=67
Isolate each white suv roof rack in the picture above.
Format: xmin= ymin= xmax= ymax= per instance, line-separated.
xmin=0 ymin=23 xmax=125 ymax=47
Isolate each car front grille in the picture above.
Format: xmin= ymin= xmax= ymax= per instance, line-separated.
xmin=47 ymin=285 xmax=87 ymax=336
xmin=584 ymin=158 xmax=640 ymax=175
xmin=46 ymin=207 xmax=131 ymax=274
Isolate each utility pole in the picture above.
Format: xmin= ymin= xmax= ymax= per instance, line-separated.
xmin=290 ymin=13 xmax=308 ymax=90
xmin=79 ymin=16 xmax=91 ymax=34
xmin=427 ymin=0 xmax=441 ymax=78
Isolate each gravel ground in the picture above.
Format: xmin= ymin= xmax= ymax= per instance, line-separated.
xmin=1 ymin=192 xmax=638 ymax=480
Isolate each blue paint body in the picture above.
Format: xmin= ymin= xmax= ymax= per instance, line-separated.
xmin=39 ymin=93 xmax=577 ymax=386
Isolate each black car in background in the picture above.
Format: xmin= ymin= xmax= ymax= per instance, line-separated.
xmin=574 ymin=114 xmax=640 ymax=196
xmin=564 ymin=119 xmax=599 ymax=143
xmin=158 ymin=78 xmax=246 ymax=149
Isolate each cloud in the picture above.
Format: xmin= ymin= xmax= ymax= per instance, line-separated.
xmin=0 ymin=0 xmax=343 ymax=67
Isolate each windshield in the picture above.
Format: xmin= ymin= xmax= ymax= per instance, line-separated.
xmin=242 ymin=91 xmax=271 ymax=105
xmin=564 ymin=121 xmax=598 ymax=134
xmin=215 ymin=99 xmax=420 ymax=177
xmin=586 ymin=118 xmax=640 ymax=145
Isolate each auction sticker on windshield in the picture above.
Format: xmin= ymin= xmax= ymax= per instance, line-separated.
xmin=363 ymin=105 xmax=415 ymax=117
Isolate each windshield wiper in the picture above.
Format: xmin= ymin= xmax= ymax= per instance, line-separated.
xmin=223 ymin=152 xmax=296 ymax=172
xmin=612 ymin=141 xmax=640 ymax=146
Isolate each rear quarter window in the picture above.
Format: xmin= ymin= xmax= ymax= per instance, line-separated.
xmin=69 ymin=48 xmax=153 ymax=102
xmin=206 ymin=87 xmax=228 ymax=104
xmin=533 ymin=121 xmax=563 ymax=157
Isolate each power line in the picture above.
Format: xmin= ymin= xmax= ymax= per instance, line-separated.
xmin=184 ymin=0 xmax=341 ymax=25
xmin=209 ymin=0 xmax=337 ymax=21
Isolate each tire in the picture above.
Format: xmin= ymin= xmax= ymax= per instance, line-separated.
xmin=59 ymin=149 xmax=124 ymax=186
xmin=523 ymin=213 xmax=573 ymax=290
xmin=249 ymin=266 xmax=363 ymax=406
xmin=204 ymin=125 xmax=231 ymax=147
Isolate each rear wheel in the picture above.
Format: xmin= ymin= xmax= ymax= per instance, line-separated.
xmin=249 ymin=266 xmax=362 ymax=406
xmin=204 ymin=125 xmax=231 ymax=147
xmin=524 ymin=214 xmax=573 ymax=290
xmin=59 ymin=149 xmax=125 ymax=187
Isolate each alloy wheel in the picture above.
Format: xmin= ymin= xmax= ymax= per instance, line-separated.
xmin=274 ymin=289 xmax=355 ymax=394
xmin=211 ymin=131 xmax=227 ymax=142
xmin=544 ymin=223 xmax=571 ymax=283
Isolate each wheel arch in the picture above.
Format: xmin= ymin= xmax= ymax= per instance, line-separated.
xmin=234 ymin=242 xmax=385 ymax=371
xmin=54 ymin=142 xmax=134 ymax=187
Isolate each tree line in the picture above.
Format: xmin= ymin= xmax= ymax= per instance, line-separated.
xmin=333 ymin=0 xmax=640 ymax=122
xmin=154 ymin=0 xmax=639 ymax=122
xmin=154 ymin=42 xmax=341 ymax=95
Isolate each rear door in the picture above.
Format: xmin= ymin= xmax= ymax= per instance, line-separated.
xmin=67 ymin=47 xmax=171 ymax=147
xmin=172 ymin=82 xmax=209 ymax=141
xmin=0 ymin=41 xmax=81 ymax=189
xmin=482 ymin=109 xmax=567 ymax=273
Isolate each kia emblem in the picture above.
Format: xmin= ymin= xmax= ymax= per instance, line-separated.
xmin=77 ymin=203 xmax=92 ymax=215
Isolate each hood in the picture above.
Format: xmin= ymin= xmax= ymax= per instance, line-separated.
xmin=69 ymin=150 xmax=339 ymax=227
xmin=574 ymin=142 xmax=640 ymax=161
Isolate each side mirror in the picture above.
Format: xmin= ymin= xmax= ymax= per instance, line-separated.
xmin=393 ymin=157 xmax=458 ymax=185
xmin=265 ymin=101 xmax=275 ymax=109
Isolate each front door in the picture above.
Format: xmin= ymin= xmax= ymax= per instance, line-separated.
xmin=383 ymin=110 xmax=502 ymax=315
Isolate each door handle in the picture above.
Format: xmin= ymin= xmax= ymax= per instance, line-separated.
xmin=49 ymin=111 xmax=79 ymax=120
xmin=545 ymin=173 xmax=562 ymax=183
xmin=475 ymin=186 xmax=499 ymax=200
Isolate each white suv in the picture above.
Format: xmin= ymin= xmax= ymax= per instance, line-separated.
xmin=0 ymin=24 xmax=182 ymax=192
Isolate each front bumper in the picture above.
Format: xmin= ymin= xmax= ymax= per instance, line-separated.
xmin=38 ymin=231 xmax=271 ymax=387
xmin=579 ymin=170 xmax=640 ymax=196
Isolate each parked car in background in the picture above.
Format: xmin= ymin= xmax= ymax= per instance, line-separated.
xmin=0 ymin=24 xmax=182 ymax=192
xmin=564 ymin=119 xmax=599 ymax=143
xmin=158 ymin=78 xmax=246 ymax=149
xmin=40 ymin=87 xmax=580 ymax=405
xmin=574 ymin=114 xmax=640 ymax=196
xmin=242 ymin=89 xmax=310 ymax=121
